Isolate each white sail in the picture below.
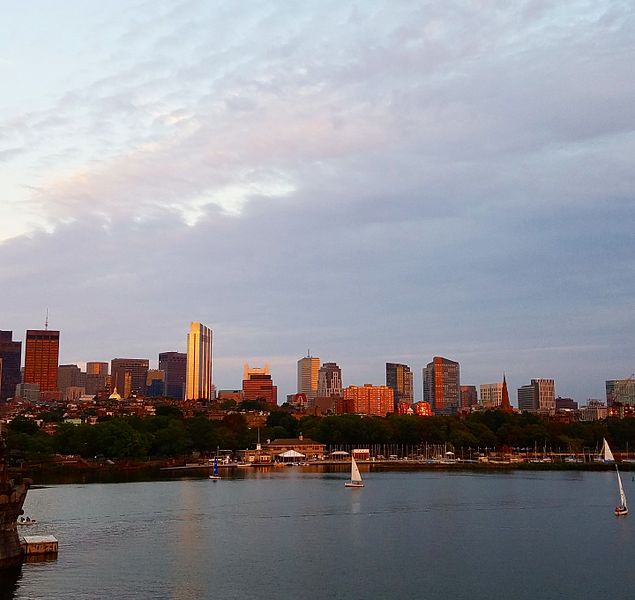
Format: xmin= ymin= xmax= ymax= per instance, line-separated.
xmin=616 ymin=466 xmax=627 ymax=508
xmin=351 ymin=457 xmax=363 ymax=483
xmin=602 ymin=438 xmax=615 ymax=462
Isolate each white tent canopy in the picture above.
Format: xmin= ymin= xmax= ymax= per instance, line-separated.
xmin=278 ymin=449 xmax=306 ymax=458
xmin=330 ymin=451 xmax=350 ymax=456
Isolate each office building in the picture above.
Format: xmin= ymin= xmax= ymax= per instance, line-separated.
xmin=186 ymin=322 xmax=213 ymax=400
xmin=342 ymin=384 xmax=394 ymax=417
xmin=146 ymin=369 xmax=165 ymax=397
xmin=86 ymin=362 xmax=108 ymax=376
xmin=242 ymin=365 xmax=277 ymax=406
xmin=606 ymin=379 xmax=635 ymax=407
xmin=460 ymin=385 xmax=478 ymax=410
xmin=480 ymin=383 xmax=503 ymax=409
xmin=111 ymin=358 xmax=150 ymax=398
xmin=317 ymin=362 xmax=342 ymax=398
xmin=422 ymin=356 xmax=460 ymax=416
xmin=15 ymin=383 xmax=40 ymax=403
xmin=23 ymin=329 xmax=60 ymax=395
xmin=386 ymin=363 xmax=414 ymax=410
xmin=159 ymin=352 xmax=187 ymax=400
xmin=0 ymin=331 xmax=22 ymax=402
xmin=517 ymin=379 xmax=555 ymax=415
xmin=58 ymin=364 xmax=85 ymax=394
xmin=297 ymin=354 xmax=320 ymax=400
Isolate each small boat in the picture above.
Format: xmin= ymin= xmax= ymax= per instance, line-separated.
xmin=344 ymin=456 xmax=364 ymax=488
xmin=598 ymin=438 xmax=615 ymax=463
xmin=614 ymin=464 xmax=628 ymax=516
xmin=17 ymin=516 xmax=37 ymax=525
xmin=209 ymin=457 xmax=221 ymax=480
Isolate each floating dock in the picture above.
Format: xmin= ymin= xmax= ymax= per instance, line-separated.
xmin=21 ymin=535 xmax=58 ymax=557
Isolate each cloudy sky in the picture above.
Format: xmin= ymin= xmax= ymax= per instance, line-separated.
xmin=1 ymin=0 xmax=633 ymax=403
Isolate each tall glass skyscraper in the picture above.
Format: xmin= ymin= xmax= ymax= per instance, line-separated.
xmin=186 ymin=322 xmax=213 ymax=400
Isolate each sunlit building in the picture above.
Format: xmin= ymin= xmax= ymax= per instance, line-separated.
xmin=86 ymin=362 xmax=108 ymax=375
xmin=415 ymin=401 xmax=433 ymax=416
xmin=186 ymin=322 xmax=213 ymax=400
xmin=422 ymin=356 xmax=460 ymax=416
xmin=517 ymin=378 xmax=555 ymax=415
xmin=480 ymin=383 xmax=503 ymax=409
xmin=297 ymin=354 xmax=320 ymax=400
xmin=24 ymin=329 xmax=60 ymax=398
xmin=386 ymin=363 xmax=414 ymax=411
xmin=343 ymin=384 xmax=394 ymax=417
xmin=242 ymin=364 xmax=277 ymax=406
xmin=317 ymin=362 xmax=342 ymax=398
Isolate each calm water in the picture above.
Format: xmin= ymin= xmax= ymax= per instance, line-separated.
xmin=2 ymin=469 xmax=634 ymax=599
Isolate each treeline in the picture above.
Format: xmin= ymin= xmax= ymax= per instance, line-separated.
xmin=6 ymin=408 xmax=635 ymax=461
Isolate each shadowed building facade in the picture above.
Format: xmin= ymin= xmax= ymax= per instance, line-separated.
xmin=111 ymin=358 xmax=150 ymax=398
xmin=159 ymin=351 xmax=187 ymax=400
xmin=517 ymin=378 xmax=555 ymax=415
xmin=186 ymin=322 xmax=213 ymax=400
xmin=0 ymin=331 xmax=21 ymax=402
xmin=23 ymin=329 xmax=60 ymax=398
xmin=422 ymin=356 xmax=460 ymax=416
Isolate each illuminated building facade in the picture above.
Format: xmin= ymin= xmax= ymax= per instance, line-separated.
xmin=24 ymin=329 xmax=60 ymax=394
xmin=297 ymin=355 xmax=320 ymax=400
xmin=186 ymin=322 xmax=213 ymax=400
xmin=386 ymin=363 xmax=414 ymax=410
xmin=422 ymin=356 xmax=460 ymax=416
xmin=342 ymin=384 xmax=394 ymax=417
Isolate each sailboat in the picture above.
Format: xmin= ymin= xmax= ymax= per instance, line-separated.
xmin=614 ymin=464 xmax=628 ymax=516
xmin=209 ymin=456 xmax=221 ymax=480
xmin=599 ymin=438 xmax=615 ymax=463
xmin=344 ymin=456 xmax=364 ymax=488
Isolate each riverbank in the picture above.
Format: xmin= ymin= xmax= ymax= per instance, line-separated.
xmin=12 ymin=456 xmax=635 ymax=484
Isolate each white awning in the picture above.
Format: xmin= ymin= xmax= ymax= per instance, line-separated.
xmin=330 ymin=451 xmax=350 ymax=456
xmin=278 ymin=449 xmax=306 ymax=458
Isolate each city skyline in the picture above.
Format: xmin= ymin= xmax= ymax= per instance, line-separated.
xmin=1 ymin=2 xmax=633 ymax=403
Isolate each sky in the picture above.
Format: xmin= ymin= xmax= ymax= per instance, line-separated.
xmin=1 ymin=0 xmax=634 ymax=404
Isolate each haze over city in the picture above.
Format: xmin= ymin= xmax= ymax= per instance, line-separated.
xmin=1 ymin=1 xmax=634 ymax=401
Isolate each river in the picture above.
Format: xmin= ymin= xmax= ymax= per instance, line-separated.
xmin=2 ymin=468 xmax=633 ymax=599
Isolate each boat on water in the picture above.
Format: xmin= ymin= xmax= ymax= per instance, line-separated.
xmin=598 ymin=438 xmax=615 ymax=463
xmin=614 ymin=464 xmax=628 ymax=516
xmin=17 ymin=516 xmax=37 ymax=525
xmin=209 ymin=457 xmax=221 ymax=480
xmin=344 ymin=456 xmax=364 ymax=488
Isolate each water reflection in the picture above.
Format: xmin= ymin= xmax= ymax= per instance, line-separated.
xmin=0 ymin=566 xmax=21 ymax=600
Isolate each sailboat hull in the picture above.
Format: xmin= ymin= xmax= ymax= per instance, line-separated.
xmin=344 ymin=482 xmax=364 ymax=488
xmin=615 ymin=506 xmax=628 ymax=516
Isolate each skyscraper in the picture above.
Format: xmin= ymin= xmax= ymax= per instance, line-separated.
xmin=86 ymin=362 xmax=108 ymax=375
xmin=0 ymin=331 xmax=21 ymax=402
xmin=24 ymin=329 xmax=60 ymax=396
xmin=422 ymin=356 xmax=460 ymax=416
xmin=111 ymin=358 xmax=150 ymax=398
xmin=317 ymin=362 xmax=342 ymax=397
xmin=159 ymin=352 xmax=187 ymax=400
xmin=386 ymin=363 xmax=414 ymax=410
xmin=186 ymin=322 xmax=213 ymax=400
xmin=297 ymin=354 xmax=320 ymax=400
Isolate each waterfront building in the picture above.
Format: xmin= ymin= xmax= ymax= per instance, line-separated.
xmin=460 ymin=385 xmax=478 ymax=410
xmin=111 ymin=358 xmax=150 ymax=398
xmin=297 ymin=354 xmax=320 ymax=401
xmin=242 ymin=366 xmax=277 ymax=406
xmin=0 ymin=331 xmax=21 ymax=402
xmin=186 ymin=322 xmax=213 ymax=401
xmin=606 ymin=379 xmax=635 ymax=407
xmin=422 ymin=356 xmax=460 ymax=416
xmin=480 ymin=383 xmax=503 ymax=409
xmin=159 ymin=352 xmax=187 ymax=400
xmin=86 ymin=362 xmax=108 ymax=376
xmin=23 ymin=329 xmax=60 ymax=399
xmin=343 ymin=384 xmax=394 ymax=417
xmin=517 ymin=379 xmax=555 ymax=415
xmin=317 ymin=362 xmax=342 ymax=398
xmin=386 ymin=363 xmax=414 ymax=410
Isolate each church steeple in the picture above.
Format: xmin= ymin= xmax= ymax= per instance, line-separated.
xmin=500 ymin=373 xmax=512 ymax=413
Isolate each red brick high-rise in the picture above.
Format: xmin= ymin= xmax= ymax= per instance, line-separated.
xmin=23 ymin=329 xmax=60 ymax=393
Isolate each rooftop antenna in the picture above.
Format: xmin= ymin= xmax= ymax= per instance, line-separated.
xmin=307 ymin=348 xmax=311 ymax=358
xmin=45 ymin=308 xmax=49 ymax=331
